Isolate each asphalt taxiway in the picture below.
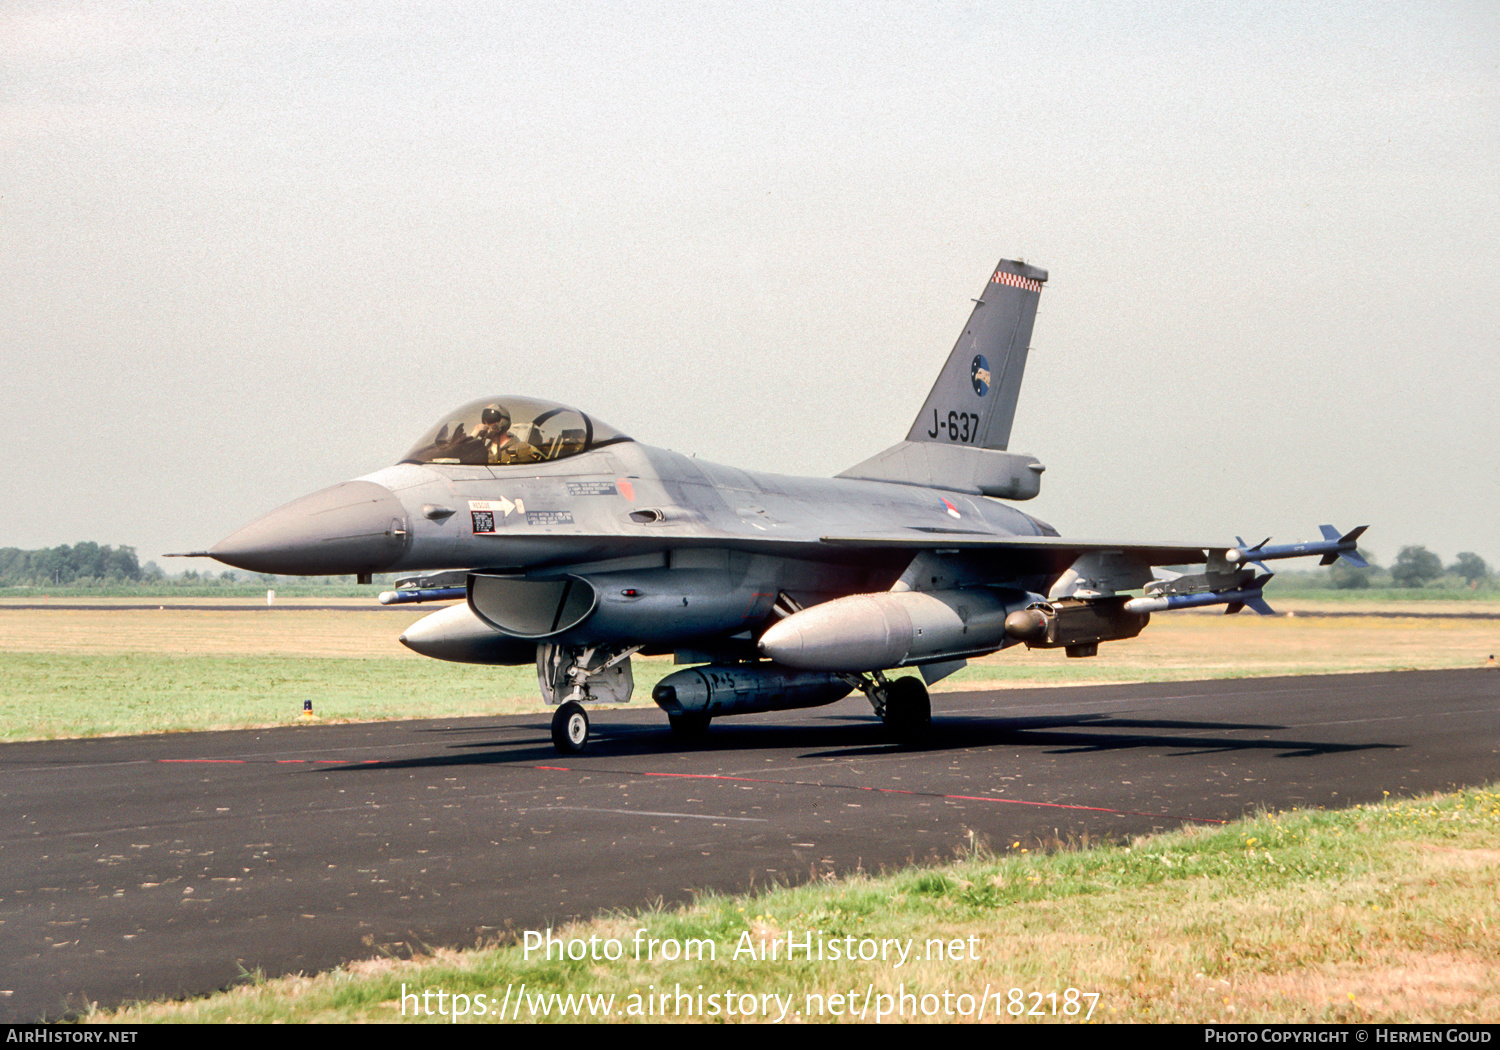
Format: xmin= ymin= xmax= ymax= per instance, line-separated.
xmin=1 ymin=668 xmax=1495 ymax=1020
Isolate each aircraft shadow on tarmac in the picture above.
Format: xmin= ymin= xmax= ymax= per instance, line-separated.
xmin=324 ymin=709 xmax=1401 ymax=773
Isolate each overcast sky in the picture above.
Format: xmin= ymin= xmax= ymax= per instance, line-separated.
xmin=4 ymin=1 xmax=1497 ymax=571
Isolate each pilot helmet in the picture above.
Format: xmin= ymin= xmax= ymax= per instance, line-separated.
xmin=480 ymin=404 xmax=511 ymax=428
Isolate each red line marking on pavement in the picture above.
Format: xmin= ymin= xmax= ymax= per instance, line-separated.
xmin=160 ymin=757 xmax=385 ymax=766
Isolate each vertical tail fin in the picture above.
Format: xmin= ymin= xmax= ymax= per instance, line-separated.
xmin=907 ymin=259 xmax=1047 ymax=452
xmin=839 ymin=258 xmax=1048 ymax=499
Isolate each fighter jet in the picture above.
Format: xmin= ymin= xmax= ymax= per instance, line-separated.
xmin=204 ymin=259 xmax=1367 ymax=754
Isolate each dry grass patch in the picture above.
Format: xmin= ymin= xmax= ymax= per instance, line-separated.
xmin=947 ymin=613 xmax=1499 ymax=690
xmin=0 ymin=605 xmax=434 ymax=658
xmin=1238 ymin=952 xmax=1495 ymax=1022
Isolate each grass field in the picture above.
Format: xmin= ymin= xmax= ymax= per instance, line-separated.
xmin=0 ymin=598 xmax=1495 ymax=740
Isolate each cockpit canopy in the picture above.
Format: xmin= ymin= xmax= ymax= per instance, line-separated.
xmin=400 ymin=396 xmax=631 ymax=467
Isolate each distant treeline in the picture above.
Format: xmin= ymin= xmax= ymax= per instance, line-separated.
xmin=1 ymin=541 xmax=1491 ymax=594
xmin=0 ymin=543 xmax=150 ymax=587
xmin=1266 ymin=545 xmax=1492 ymax=592
xmin=0 ymin=542 xmax=395 ymax=593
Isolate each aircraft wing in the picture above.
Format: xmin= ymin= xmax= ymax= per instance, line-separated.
xmin=393 ymin=533 xmax=1222 ymax=598
xmin=818 ymin=532 xmax=1217 ymax=576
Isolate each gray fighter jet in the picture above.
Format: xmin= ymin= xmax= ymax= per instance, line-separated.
xmin=204 ymin=259 xmax=1367 ymax=753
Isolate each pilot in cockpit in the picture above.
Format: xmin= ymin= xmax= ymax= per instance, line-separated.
xmin=475 ymin=403 xmax=539 ymax=465
xmin=402 ymin=396 xmax=625 ymax=468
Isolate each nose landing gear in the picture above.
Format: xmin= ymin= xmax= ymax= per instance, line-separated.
xmin=538 ymin=643 xmax=641 ymax=754
xmin=551 ymin=701 xmax=590 ymax=754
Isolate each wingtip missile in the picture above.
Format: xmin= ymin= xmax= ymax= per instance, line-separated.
xmin=1224 ymin=526 xmax=1368 ymax=570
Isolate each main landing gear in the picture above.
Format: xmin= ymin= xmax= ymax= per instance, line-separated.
xmin=881 ymin=675 xmax=931 ymax=742
xmin=845 ymin=670 xmax=931 ymax=744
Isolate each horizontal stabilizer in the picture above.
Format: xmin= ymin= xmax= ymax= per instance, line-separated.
xmin=838 ymin=442 xmax=1045 ymax=499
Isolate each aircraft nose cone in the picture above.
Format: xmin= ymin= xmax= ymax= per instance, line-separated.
xmin=210 ymin=480 xmax=410 ymax=576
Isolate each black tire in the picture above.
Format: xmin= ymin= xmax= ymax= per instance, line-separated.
xmin=882 ymin=677 xmax=930 ymax=743
xmin=551 ymin=701 xmax=590 ymax=754
xmin=668 ymin=712 xmax=712 ymax=740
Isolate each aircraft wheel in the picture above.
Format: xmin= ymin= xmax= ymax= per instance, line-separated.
xmin=882 ymin=677 xmax=930 ymax=743
xmin=551 ymin=701 xmax=590 ymax=754
xmin=668 ymin=712 xmax=712 ymax=741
